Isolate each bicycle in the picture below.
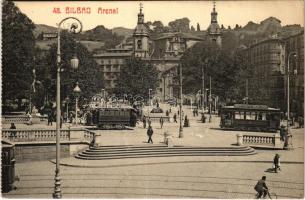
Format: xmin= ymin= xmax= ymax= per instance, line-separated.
xmin=255 ymin=190 xmax=277 ymax=199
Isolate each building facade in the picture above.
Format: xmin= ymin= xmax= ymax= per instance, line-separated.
xmin=242 ymin=37 xmax=286 ymax=109
xmin=283 ymin=30 xmax=304 ymax=116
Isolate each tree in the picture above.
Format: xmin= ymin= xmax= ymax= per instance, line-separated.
xmin=191 ymin=26 xmax=195 ymax=31
xmin=181 ymin=40 xmax=244 ymax=103
xmin=152 ymin=21 xmax=165 ymax=33
xmin=46 ymin=31 xmax=103 ymax=106
xmin=115 ymin=58 xmax=159 ymax=100
xmin=2 ymin=1 xmax=36 ymax=110
xmin=197 ymin=23 xmax=201 ymax=31
xmin=168 ymin=18 xmax=190 ymax=32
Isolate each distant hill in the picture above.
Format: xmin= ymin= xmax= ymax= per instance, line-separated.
xmin=112 ymin=27 xmax=133 ymax=37
xmin=34 ymin=24 xmax=57 ymax=38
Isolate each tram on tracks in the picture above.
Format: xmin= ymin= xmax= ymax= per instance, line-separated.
xmin=219 ymin=104 xmax=281 ymax=132
xmin=92 ymin=107 xmax=141 ymax=129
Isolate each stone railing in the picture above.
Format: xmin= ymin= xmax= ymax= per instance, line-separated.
xmin=2 ymin=129 xmax=70 ymax=142
xmin=2 ymin=128 xmax=95 ymax=144
xmin=2 ymin=115 xmax=30 ymax=124
xmin=83 ymin=129 xmax=96 ymax=143
xmin=237 ymin=133 xmax=282 ymax=149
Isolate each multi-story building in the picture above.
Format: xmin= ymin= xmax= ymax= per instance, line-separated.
xmin=93 ymin=51 xmax=132 ymax=93
xmin=242 ymin=37 xmax=286 ymax=109
xmin=283 ymin=30 xmax=304 ymax=116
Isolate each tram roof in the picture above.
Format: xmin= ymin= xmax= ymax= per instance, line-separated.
xmin=222 ymin=104 xmax=280 ymax=111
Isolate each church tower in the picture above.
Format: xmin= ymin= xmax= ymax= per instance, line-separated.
xmin=207 ymin=1 xmax=222 ymax=47
xmin=133 ymin=3 xmax=150 ymax=58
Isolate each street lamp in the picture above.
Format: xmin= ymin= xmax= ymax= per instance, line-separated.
xmin=286 ymin=52 xmax=297 ymax=136
xmin=148 ymin=88 xmax=152 ymax=117
xmin=73 ymin=82 xmax=81 ymax=125
xmin=174 ymin=49 xmax=183 ymax=138
xmin=53 ymin=17 xmax=82 ymax=199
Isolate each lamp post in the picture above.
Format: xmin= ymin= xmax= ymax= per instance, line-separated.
xmin=287 ymin=52 xmax=297 ymax=135
xmin=73 ymin=82 xmax=81 ymax=126
xmin=209 ymin=76 xmax=212 ymax=121
xmin=148 ymin=88 xmax=152 ymax=117
xmin=53 ymin=17 xmax=82 ymax=199
xmin=173 ymin=49 xmax=183 ymax=138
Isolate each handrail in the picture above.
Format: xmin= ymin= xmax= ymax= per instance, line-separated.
xmin=2 ymin=128 xmax=95 ymax=143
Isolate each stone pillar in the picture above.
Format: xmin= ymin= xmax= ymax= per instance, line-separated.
xmin=237 ymin=133 xmax=243 ymax=146
xmin=274 ymin=133 xmax=282 ymax=149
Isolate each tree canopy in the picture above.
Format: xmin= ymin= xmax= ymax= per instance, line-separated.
xmin=2 ymin=0 xmax=36 ymax=106
xmin=115 ymin=58 xmax=159 ymax=100
xmin=181 ymin=40 xmax=244 ymax=103
xmin=46 ymin=31 xmax=103 ymax=106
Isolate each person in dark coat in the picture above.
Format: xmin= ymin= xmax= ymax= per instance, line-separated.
xmin=173 ymin=114 xmax=177 ymax=123
xmin=9 ymin=123 xmax=16 ymax=139
xmin=184 ymin=115 xmax=189 ymax=127
xmin=147 ymin=126 xmax=153 ymax=144
xmin=254 ymin=176 xmax=269 ymax=199
xmin=279 ymin=125 xmax=286 ymax=141
xmin=48 ymin=112 xmax=53 ymax=126
xmin=160 ymin=116 xmax=164 ymax=129
xmin=166 ymin=110 xmax=169 ymax=117
xmin=143 ymin=116 xmax=147 ymax=129
xmin=10 ymin=123 xmax=16 ymax=129
xmin=273 ymin=154 xmax=281 ymax=173
xmin=193 ymin=109 xmax=196 ymax=117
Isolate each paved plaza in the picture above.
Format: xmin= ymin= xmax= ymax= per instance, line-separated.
xmin=2 ymin=104 xmax=304 ymax=198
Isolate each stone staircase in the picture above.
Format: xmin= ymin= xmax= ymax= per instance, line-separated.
xmin=76 ymin=145 xmax=256 ymax=160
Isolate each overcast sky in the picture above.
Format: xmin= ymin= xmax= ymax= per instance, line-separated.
xmin=15 ymin=1 xmax=304 ymax=31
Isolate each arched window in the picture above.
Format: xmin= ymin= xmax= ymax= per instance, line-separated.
xmin=137 ymin=40 xmax=142 ymax=49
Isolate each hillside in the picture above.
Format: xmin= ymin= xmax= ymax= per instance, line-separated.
xmin=34 ymin=24 xmax=57 ymax=38
xmin=112 ymin=27 xmax=133 ymax=37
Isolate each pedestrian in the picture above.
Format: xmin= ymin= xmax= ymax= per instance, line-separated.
xmin=143 ymin=116 xmax=147 ymax=129
xmin=173 ymin=113 xmax=177 ymax=123
xmin=193 ymin=109 xmax=196 ymax=117
xmin=273 ymin=154 xmax=281 ymax=173
xmin=166 ymin=110 xmax=169 ymax=117
xmin=196 ymin=109 xmax=198 ymax=116
xmin=48 ymin=112 xmax=53 ymax=126
xmin=184 ymin=115 xmax=189 ymax=127
xmin=254 ymin=176 xmax=269 ymax=199
xmin=147 ymin=125 xmax=153 ymax=144
xmin=169 ymin=107 xmax=172 ymax=113
xmin=60 ymin=115 xmax=63 ymax=128
xmin=279 ymin=125 xmax=285 ymax=141
xmin=9 ymin=123 xmax=16 ymax=140
xmin=160 ymin=116 xmax=164 ymax=129
xmin=147 ymin=117 xmax=152 ymax=127
xmin=201 ymin=113 xmax=206 ymax=123
xmin=298 ymin=116 xmax=304 ymax=128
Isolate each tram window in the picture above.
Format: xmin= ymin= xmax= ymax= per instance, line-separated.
xmin=235 ymin=111 xmax=243 ymax=119
xmin=258 ymin=112 xmax=263 ymax=120
xmin=246 ymin=112 xmax=254 ymax=120
xmin=262 ymin=113 xmax=266 ymax=120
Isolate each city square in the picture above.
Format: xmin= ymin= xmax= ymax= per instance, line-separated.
xmin=2 ymin=0 xmax=304 ymax=199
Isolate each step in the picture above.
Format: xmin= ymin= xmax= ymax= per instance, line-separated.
xmin=76 ymin=145 xmax=256 ymax=160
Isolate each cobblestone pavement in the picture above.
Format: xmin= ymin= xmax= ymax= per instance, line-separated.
xmin=2 ymin=104 xmax=304 ymax=198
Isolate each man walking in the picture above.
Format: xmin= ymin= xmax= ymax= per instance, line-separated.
xmin=160 ymin=116 xmax=164 ymax=129
xmin=147 ymin=126 xmax=153 ymax=144
xmin=143 ymin=116 xmax=147 ymax=129
xmin=173 ymin=113 xmax=177 ymax=123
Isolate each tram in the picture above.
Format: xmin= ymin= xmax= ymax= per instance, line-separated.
xmin=219 ymin=104 xmax=281 ymax=132
xmin=92 ymin=107 xmax=139 ymax=129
